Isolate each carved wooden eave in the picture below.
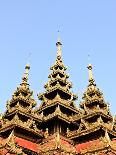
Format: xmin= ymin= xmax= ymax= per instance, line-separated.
xmin=41 ymin=105 xmax=80 ymax=125
xmin=0 ymin=126 xmax=43 ymax=144
xmin=68 ymin=125 xmax=100 ymax=139
xmin=102 ymin=126 xmax=116 ymax=137
xmin=38 ymin=94 xmax=79 ymax=112
xmin=50 ymin=61 xmax=67 ymax=70
xmin=68 ymin=124 xmax=116 ymax=140
xmin=13 ymin=85 xmax=32 ymax=95
xmin=84 ymin=107 xmax=111 ymax=116
xmin=80 ymin=97 xmax=106 ymax=108
xmin=80 ymin=90 xmax=106 ymax=107
xmin=38 ymin=91 xmax=79 ymax=113
xmin=84 ymin=85 xmax=102 ymax=97
xmin=9 ymin=95 xmax=36 ymax=107
xmin=4 ymin=109 xmax=42 ymax=123
xmin=39 ymin=85 xmax=77 ymax=100
xmin=43 ymin=112 xmax=71 ymax=124
xmin=71 ymin=114 xmax=83 ymax=123
xmin=6 ymin=104 xmax=32 ymax=114
xmin=68 ymin=124 xmax=107 ymax=139
xmin=73 ymin=111 xmax=112 ymax=123
xmin=0 ymin=121 xmax=43 ymax=138
xmin=72 ymin=113 xmax=112 ymax=126
xmin=47 ymin=75 xmax=70 ymax=84
xmin=45 ymin=77 xmax=72 ymax=88
xmin=49 ymin=68 xmax=66 ymax=76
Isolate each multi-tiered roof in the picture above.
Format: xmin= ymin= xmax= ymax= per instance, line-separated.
xmin=67 ymin=63 xmax=116 ymax=154
xmin=0 ymin=39 xmax=116 ymax=154
xmin=0 ymin=64 xmax=43 ymax=154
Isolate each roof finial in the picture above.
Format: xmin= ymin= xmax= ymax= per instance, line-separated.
xmin=22 ymin=63 xmax=30 ymax=84
xmin=87 ymin=55 xmax=95 ymax=85
xmin=56 ymin=30 xmax=62 ymax=58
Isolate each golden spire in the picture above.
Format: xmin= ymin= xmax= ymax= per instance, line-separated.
xmin=87 ymin=63 xmax=95 ymax=85
xmin=56 ymin=31 xmax=62 ymax=58
xmin=22 ymin=63 xmax=30 ymax=84
xmin=87 ymin=55 xmax=95 ymax=85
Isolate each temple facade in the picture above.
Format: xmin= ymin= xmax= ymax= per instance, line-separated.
xmin=0 ymin=39 xmax=116 ymax=155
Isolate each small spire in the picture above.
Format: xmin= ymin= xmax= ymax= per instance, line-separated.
xmin=87 ymin=55 xmax=95 ymax=85
xmin=56 ymin=31 xmax=62 ymax=58
xmin=25 ymin=64 xmax=30 ymax=77
xmin=22 ymin=64 xmax=30 ymax=84
xmin=87 ymin=63 xmax=95 ymax=85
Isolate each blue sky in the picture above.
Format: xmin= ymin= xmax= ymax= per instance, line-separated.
xmin=0 ymin=0 xmax=116 ymax=114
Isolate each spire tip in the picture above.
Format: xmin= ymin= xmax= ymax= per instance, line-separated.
xmin=25 ymin=63 xmax=30 ymax=70
xmin=87 ymin=63 xmax=95 ymax=85
xmin=56 ymin=33 xmax=62 ymax=58
xmin=22 ymin=64 xmax=30 ymax=85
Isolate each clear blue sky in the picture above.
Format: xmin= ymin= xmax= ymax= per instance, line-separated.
xmin=0 ymin=1 xmax=116 ymax=114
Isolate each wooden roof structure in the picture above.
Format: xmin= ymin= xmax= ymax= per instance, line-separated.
xmin=0 ymin=39 xmax=116 ymax=155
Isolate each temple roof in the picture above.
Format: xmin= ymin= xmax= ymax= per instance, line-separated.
xmin=38 ymin=38 xmax=78 ymax=111
xmin=0 ymin=40 xmax=116 ymax=154
xmin=80 ymin=64 xmax=110 ymax=116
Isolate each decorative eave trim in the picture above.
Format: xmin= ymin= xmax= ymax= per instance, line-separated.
xmin=0 ymin=124 xmax=43 ymax=138
xmin=43 ymin=114 xmax=71 ymax=124
xmin=73 ymin=111 xmax=112 ymax=122
xmin=68 ymin=125 xmax=116 ymax=140
xmin=43 ymin=86 xmax=75 ymax=98
xmin=68 ymin=125 xmax=101 ymax=139
xmin=38 ymin=101 xmax=79 ymax=114
xmin=4 ymin=109 xmax=42 ymax=123
xmin=102 ymin=126 xmax=116 ymax=137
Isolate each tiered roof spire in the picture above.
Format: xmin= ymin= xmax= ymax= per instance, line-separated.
xmin=38 ymin=37 xmax=78 ymax=110
xmin=80 ymin=63 xmax=107 ymax=111
xmin=5 ymin=64 xmax=37 ymax=113
xmin=37 ymin=38 xmax=79 ymax=138
xmin=21 ymin=63 xmax=30 ymax=86
xmin=67 ymin=63 xmax=115 ymax=154
xmin=87 ymin=63 xmax=96 ymax=86
xmin=56 ymin=36 xmax=62 ymax=58
xmin=0 ymin=64 xmax=43 ymax=148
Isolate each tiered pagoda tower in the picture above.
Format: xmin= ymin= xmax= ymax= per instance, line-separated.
xmin=67 ymin=64 xmax=116 ymax=154
xmin=0 ymin=39 xmax=116 ymax=154
xmin=0 ymin=64 xmax=43 ymax=154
